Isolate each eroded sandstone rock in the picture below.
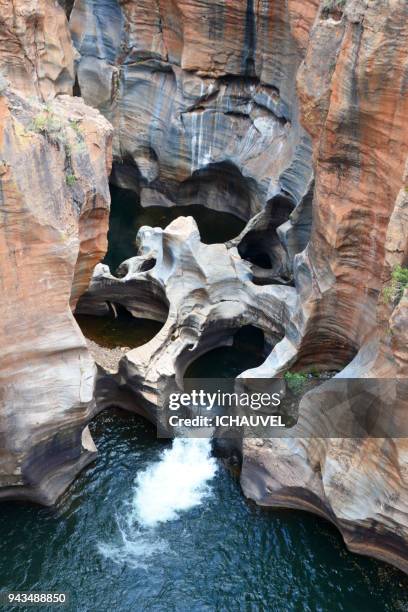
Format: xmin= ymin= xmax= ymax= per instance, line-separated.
xmin=76 ymin=216 xmax=297 ymax=416
xmin=0 ymin=86 xmax=112 ymax=504
xmin=292 ymin=0 xmax=408 ymax=368
xmin=69 ymin=0 xmax=320 ymax=278
xmin=241 ymin=0 xmax=408 ymax=574
xmin=0 ymin=0 xmax=75 ymax=99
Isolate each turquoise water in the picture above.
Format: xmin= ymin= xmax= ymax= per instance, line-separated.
xmin=0 ymin=411 xmax=407 ymax=612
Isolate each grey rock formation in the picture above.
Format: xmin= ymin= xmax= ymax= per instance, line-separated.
xmin=77 ymin=216 xmax=297 ymax=417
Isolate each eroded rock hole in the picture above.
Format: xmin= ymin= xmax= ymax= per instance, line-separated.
xmin=139 ymin=258 xmax=156 ymax=272
xmin=238 ymin=195 xmax=295 ymax=283
xmin=73 ymin=74 xmax=81 ymax=97
xmin=104 ymin=184 xmax=246 ymax=273
xmin=176 ymin=162 xmax=258 ymax=221
xmin=240 ymin=243 xmax=273 ymax=269
xmin=184 ymin=325 xmax=267 ymax=379
xmin=75 ymin=304 xmax=163 ymax=351
xmin=57 ymin=0 xmax=75 ymax=18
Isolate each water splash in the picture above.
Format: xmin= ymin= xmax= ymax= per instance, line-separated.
xmin=98 ymin=521 xmax=169 ymax=570
xmin=98 ymin=438 xmax=217 ymax=566
xmin=131 ymin=438 xmax=217 ymax=527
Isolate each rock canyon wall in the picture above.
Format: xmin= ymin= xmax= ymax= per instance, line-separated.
xmin=70 ymin=0 xmax=320 ymax=279
xmin=0 ymin=0 xmax=112 ymax=504
xmin=0 ymin=0 xmax=75 ymax=99
xmin=241 ymin=0 xmax=408 ymax=574
xmin=1 ymin=0 xmax=408 ymax=575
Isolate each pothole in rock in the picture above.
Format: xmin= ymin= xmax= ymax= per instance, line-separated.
xmin=75 ymin=306 xmax=163 ymax=372
xmin=238 ymin=195 xmax=296 ymax=285
xmin=240 ymin=247 xmax=273 ymax=269
xmin=184 ymin=326 xmax=267 ymax=379
xmin=104 ymin=184 xmax=247 ymax=273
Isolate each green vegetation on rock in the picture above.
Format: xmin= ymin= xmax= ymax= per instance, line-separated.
xmin=32 ymin=106 xmax=84 ymax=188
xmin=65 ymin=173 xmax=77 ymax=187
xmin=69 ymin=119 xmax=83 ymax=136
xmin=284 ymin=371 xmax=308 ymax=394
xmin=32 ymin=109 xmax=63 ymax=136
xmin=382 ymin=265 xmax=408 ymax=306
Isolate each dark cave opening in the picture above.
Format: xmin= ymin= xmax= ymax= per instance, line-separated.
xmin=57 ymin=0 xmax=75 ymax=18
xmin=104 ymin=183 xmax=247 ymax=273
xmin=239 ymin=239 xmax=273 ymax=270
xmin=73 ymin=74 xmax=81 ymax=97
xmin=176 ymin=161 xmax=258 ymax=222
xmin=238 ymin=194 xmax=295 ymax=281
xmin=184 ymin=325 xmax=267 ymax=379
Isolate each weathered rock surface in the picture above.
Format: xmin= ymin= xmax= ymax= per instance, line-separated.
xmin=69 ymin=0 xmax=320 ymax=277
xmin=77 ymin=216 xmax=297 ymax=417
xmin=291 ymin=0 xmax=408 ymax=368
xmin=241 ymin=0 xmax=408 ymax=574
xmin=1 ymin=0 xmax=408 ymax=577
xmin=0 ymin=86 xmax=112 ymax=504
xmin=0 ymin=0 xmax=75 ymax=100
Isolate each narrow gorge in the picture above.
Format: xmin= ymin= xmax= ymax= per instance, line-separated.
xmin=1 ymin=0 xmax=408 ymax=609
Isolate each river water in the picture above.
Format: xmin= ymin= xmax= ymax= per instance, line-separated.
xmin=0 ymin=409 xmax=407 ymax=611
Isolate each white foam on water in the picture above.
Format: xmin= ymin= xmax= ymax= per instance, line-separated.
xmin=98 ymin=438 xmax=217 ymax=567
xmin=98 ymin=520 xmax=169 ymax=570
xmin=131 ymin=438 xmax=218 ymax=527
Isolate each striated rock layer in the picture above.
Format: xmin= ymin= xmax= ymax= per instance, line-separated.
xmin=241 ymin=0 xmax=408 ymax=574
xmin=0 ymin=0 xmax=75 ymax=100
xmin=70 ymin=0 xmax=320 ymax=277
xmin=0 ymin=86 xmax=112 ymax=505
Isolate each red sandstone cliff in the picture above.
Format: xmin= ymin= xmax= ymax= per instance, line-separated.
xmin=0 ymin=1 xmax=112 ymax=504
xmin=242 ymin=0 xmax=408 ymax=574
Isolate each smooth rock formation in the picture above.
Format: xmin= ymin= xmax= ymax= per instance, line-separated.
xmin=0 ymin=86 xmax=112 ymax=504
xmin=0 ymin=0 xmax=75 ymax=99
xmin=241 ymin=0 xmax=408 ymax=574
xmin=77 ymin=215 xmax=297 ymax=417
